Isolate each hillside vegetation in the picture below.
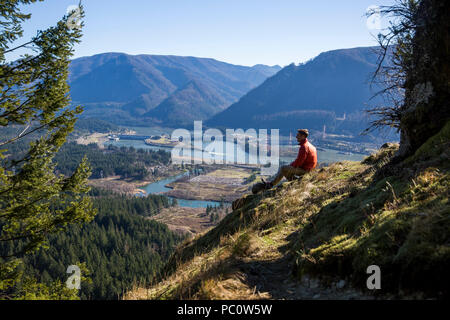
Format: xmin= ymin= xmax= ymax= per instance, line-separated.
xmin=68 ymin=53 xmax=281 ymax=126
xmin=206 ymin=47 xmax=387 ymax=138
xmin=54 ymin=143 xmax=171 ymax=180
xmin=126 ymin=122 xmax=449 ymax=300
xmin=2 ymin=188 xmax=183 ymax=300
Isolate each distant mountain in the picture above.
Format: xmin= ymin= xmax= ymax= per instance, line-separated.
xmin=68 ymin=53 xmax=281 ymax=126
xmin=144 ymin=80 xmax=229 ymax=127
xmin=206 ymin=47 xmax=387 ymax=137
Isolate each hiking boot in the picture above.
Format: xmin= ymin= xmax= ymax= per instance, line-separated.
xmin=251 ymin=179 xmax=273 ymax=194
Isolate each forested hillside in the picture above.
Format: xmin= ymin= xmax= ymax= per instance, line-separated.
xmin=0 ymin=125 xmax=181 ymax=299
xmin=55 ymin=143 xmax=171 ymax=180
xmin=68 ymin=53 xmax=281 ymax=126
xmin=0 ymin=133 xmax=171 ymax=181
xmin=143 ymin=80 xmax=229 ymax=127
xmin=74 ymin=118 xmax=119 ymax=134
xmin=206 ymin=46 xmax=388 ymax=138
xmin=1 ymin=188 xmax=184 ymax=299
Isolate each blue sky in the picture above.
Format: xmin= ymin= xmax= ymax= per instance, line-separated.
xmin=14 ymin=0 xmax=395 ymax=67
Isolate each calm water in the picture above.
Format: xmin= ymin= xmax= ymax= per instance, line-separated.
xmin=105 ymin=138 xmax=255 ymax=163
xmin=139 ymin=172 xmax=222 ymax=208
xmin=106 ymin=135 xmax=367 ymax=208
xmin=110 ymin=126 xmax=368 ymax=164
xmin=105 ymin=139 xmax=367 ymax=165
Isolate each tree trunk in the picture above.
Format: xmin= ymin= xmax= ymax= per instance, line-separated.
xmin=396 ymin=0 xmax=450 ymax=159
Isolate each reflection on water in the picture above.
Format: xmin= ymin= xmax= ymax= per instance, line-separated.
xmin=139 ymin=172 xmax=222 ymax=208
xmin=106 ymin=137 xmax=367 ymax=208
xmin=105 ymin=139 xmax=367 ymax=165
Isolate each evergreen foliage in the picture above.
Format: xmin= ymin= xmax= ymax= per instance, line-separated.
xmin=55 ymin=142 xmax=171 ymax=180
xmin=1 ymin=188 xmax=184 ymax=299
xmin=0 ymin=1 xmax=96 ymax=297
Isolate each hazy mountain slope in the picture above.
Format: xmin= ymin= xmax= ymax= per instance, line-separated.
xmin=126 ymin=122 xmax=450 ymax=300
xmin=207 ymin=47 xmax=382 ymax=135
xmin=144 ymin=80 xmax=229 ymax=127
xmin=70 ymin=53 xmax=176 ymax=106
xmin=68 ymin=53 xmax=281 ymax=124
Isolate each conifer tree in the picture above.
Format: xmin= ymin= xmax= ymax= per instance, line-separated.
xmin=0 ymin=0 xmax=96 ymax=296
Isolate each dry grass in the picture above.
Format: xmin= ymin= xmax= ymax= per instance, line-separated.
xmin=126 ymin=159 xmax=375 ymax=300
xmin=75 ymin=133 xmax=108 ymax=147
xmin=165 ymin=167 xmax=257 ymax=202
xmin=148 ymin=206 xmax=228 ymax=236
xmin=125 ymin=123 xmax=450 ymax=300
xmin=87 ymin=176 xmax=147 ymax=196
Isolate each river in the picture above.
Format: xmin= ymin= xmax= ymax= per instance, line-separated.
xmin=104 ymin=138 xmax=367 ymax=164
xmin=105 ymin=134 xmax=367 ymax=208
xmin=139 ymin=171 xmax=223 ymax=208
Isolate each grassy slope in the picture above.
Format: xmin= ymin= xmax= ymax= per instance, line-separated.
xmin=125 ymin=122 xmax=450 ymax=300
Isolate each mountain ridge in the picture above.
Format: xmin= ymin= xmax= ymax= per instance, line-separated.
xmin=206 ymin=46 xmax=385 ymax=138
xmin=68 ymin=53 xmax=282 ymax=125
xmin=143 ymin=79 xmax=229 ymax=127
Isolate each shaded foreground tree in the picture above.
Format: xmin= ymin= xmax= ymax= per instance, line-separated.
xmin=367 ymin=0 xmax=450 ymax=159
xmin=0 ymin=1 xmax=96 ymax=298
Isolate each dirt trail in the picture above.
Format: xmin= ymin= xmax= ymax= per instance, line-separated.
xmin=210 ymin=224 xmax=376 ymax=300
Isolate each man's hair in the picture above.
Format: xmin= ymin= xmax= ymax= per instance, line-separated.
xmin=297 ymin=129 xmax=309 ymax=137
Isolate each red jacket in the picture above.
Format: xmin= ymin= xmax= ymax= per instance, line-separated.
xmin=290 ymin=138 xmax=317 ymax=171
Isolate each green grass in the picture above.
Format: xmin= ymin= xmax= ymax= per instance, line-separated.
xmin=138 ymin=122 xmax=450 ymax=299
xmin=291 ymin=127 xmax=450 ymax=297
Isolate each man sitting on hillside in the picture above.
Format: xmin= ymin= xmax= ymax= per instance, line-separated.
xmin=252 ymin=129 xmax=317 ymax=194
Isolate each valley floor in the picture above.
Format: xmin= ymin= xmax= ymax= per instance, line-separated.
xmin=148 ymin=206 xmax=227 ymax=237
xmin=87 ymin=167 xmax=185 ymax=196
xmin=125 ymin=122 xmax=450 ymax=300
xmin=165 ymin=166 xmax=259 ymax=202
